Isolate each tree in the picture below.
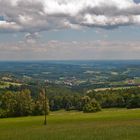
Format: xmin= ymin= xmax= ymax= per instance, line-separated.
xmin=83 ymin=99 xmax=101 ymax=113
xmin=127 ymin=95 xmax=140 ymax=109
xmin=0 ymin=91 xmax=17 ymax=117
xmin=49 ymin=96 xmax=62 ymax=111
xmin=15 ymin=89 xmax=34 ymax=116
xmin=76 ymin=96 xmax=91 ymax=111
xmin=34 ymin=90 xmax=49 ymax=115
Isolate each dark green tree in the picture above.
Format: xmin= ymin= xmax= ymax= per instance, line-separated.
xmin=0 ymin=91 xmax=16 ymax=117
xmin=127 ymin=95 xmax=140 ymax=109
xmin=15 ymin=89 xmax=34 ymax=116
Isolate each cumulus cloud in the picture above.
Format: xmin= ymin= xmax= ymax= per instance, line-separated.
xmin=0 ymin=0 xmax=140 ymax=33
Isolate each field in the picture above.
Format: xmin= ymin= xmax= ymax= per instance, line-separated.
xmin=0 ymin=81 xmax=21 ymax=89
xmin=0 ymin=109 xmax=140 ymax=140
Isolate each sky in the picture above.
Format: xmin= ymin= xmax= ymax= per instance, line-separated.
xmin=0 ymin=0 xmax=140 ymax=60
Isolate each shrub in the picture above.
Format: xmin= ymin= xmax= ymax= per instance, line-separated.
xmin=83 ymin=99 xmax=101 ymax=113
xmin=0 ymin=109 xmax=7 ymax=118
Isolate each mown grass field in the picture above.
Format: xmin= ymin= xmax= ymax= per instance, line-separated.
xmin=0 ymin=81 xmax=21 ymax=89
xmin=0 ymin=109 xmax=140 ymax=140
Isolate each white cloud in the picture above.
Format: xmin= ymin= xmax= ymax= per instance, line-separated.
xmin=0 ymin=40 xmax=140 ymax=60
xmin=0 ymin=0 xmax=140 ymax=33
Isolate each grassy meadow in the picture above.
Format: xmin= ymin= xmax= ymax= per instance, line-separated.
xmin=0 ymin=109 xmax=140 ymax=140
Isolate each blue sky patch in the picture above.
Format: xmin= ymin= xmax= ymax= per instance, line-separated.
xmin=0 ymin=16 xmax=4 ymax=21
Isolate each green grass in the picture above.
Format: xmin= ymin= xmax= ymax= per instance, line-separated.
xmin=0 ymin=109 xmax=140 ymax=140
xmin=94 ymin=86 xmax=137 ymax=91
xmin=0 ymin=81 xmax=21 ymax=89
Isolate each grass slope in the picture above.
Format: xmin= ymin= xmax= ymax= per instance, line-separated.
xmin=0 ymin=109 xmax=140 ymax=140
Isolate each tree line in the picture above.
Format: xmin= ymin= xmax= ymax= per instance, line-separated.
xmin=0 ymin=89 xmax=49 ymax=118
xmin=47 ymin=87 xmax=140 ymax=112
xmin=0 ymin=87 xmax=140 ymax=118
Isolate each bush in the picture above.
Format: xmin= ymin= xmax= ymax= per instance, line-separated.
xmin=83 ymin=99 xmax=101 ymax=113
xmin=0 ymin=109 xmax=7 ymax=118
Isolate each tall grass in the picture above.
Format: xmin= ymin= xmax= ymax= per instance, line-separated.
xmin=0 ymin=108 xmax=140 ymax=140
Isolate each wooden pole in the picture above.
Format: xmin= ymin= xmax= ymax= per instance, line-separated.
xmin=44 ymin=88 xmax=47 ymax=125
